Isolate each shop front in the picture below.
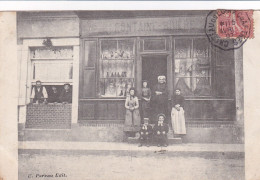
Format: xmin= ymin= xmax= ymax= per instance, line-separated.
xmin=78 ymin=12 xmax=237 ymax=127
xmin=17 ymin=11 xmax=243 ymax=143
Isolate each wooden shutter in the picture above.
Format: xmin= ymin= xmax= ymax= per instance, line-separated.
xmin=80 ymin=40 xmax=97 ymax=98
xmin=214 ymin=49 xmax=235 ymax=98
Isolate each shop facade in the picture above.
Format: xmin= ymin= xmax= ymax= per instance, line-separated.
xmin=17 ymin=11 xmax=244 ymax=143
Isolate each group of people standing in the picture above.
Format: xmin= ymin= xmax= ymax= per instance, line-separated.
xmin=123 ymin=75 xmax=186 ymax=147
xmin=30 ymin=80 xmax=72 ymax=104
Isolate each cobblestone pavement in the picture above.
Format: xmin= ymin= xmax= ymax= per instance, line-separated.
xmin=19 ymin=152 xmax=244 ymax=180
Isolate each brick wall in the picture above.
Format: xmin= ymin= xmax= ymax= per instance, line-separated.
xmin=26 ymin=104 xmax=71 ymax=129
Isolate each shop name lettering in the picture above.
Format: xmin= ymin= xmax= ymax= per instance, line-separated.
xmin=89 ymin=21 xmax=183 ymax=33
xmin=114 ymin=22 xmax=159 ymax=32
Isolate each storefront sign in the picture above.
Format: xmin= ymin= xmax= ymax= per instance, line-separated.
xmin=81 ymin=16 xmax=205 ymax=37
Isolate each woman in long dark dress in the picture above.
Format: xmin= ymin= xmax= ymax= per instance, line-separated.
xmin=141 ymin=80 xmax=151 ymax=120
xmin=152 ymin=75 xmax=168 ymax=123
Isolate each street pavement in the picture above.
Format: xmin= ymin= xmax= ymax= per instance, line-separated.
xmin=18 ymin=141 xmax=244 ymax=180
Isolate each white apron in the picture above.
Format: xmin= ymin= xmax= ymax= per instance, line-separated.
xmin=171 ymin=107 xmax=186 ymax=134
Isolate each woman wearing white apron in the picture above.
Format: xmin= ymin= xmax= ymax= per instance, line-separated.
xmin=171 ymin=88 xmax=186 ymax=136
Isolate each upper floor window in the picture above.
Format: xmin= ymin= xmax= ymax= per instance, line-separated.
xmin=30 ymin=46 xmax=73 ymax=84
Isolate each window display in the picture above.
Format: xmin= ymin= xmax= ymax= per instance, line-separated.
xmin=174 ymin=38 xmax=211 ymax=97
xmin=99 ymin=39 xmax=135 ymax=97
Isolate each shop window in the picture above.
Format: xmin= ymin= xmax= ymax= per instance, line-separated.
xmin=99 ymin=39 xmax=135 ymax=97
xmin=174 ymin=38 xmax=211 ymax=97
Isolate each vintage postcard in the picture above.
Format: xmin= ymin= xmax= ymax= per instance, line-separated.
xmin=0 ymin=3 xmax=260 ymax=180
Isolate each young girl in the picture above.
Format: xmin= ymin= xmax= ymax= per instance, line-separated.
xmin=141 ymin=80 xmax=151 ymax=120
xmin=171 ymin=88 xmax=186 ymax=136
xmin=124 ymin=87 xmax=141 ymax=137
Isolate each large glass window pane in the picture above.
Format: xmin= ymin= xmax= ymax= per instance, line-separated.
xmin=174 ymin=39 xmax=192 ymax=59
xmin=33 ymin=61 xmax=73 ymax=82
xmin=99 ymin=39 xmax=135 ymax=98
xmin=100 ymin=40 xmax=117 ymax=59
xmin=118 ymin=39 xmax=134 ymax=59
xmin=193 ymin=39 xmax=209 ymax=58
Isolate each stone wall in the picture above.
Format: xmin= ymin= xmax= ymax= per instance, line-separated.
xmin=17 ymin=11 xmax=79 ymax=43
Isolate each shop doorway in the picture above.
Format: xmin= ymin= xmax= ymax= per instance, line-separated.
xmin=142 ymin=55 xmax=168 ymax=91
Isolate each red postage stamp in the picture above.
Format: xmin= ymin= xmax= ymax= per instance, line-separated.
xmin=217 ymin=10 xmax=254 ymax=39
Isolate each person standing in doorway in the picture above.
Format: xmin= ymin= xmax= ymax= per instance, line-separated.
xmin=30 ymin=80 xmax=48 ymax=104
xmin=171 ymin=88 xmax=186 ymax=137
xmin=152 ymin=75 xmax=168 ymax=123
xmin=123 ymin=87 xmax=141 ymax=138
xmin=141 ymin=80 xmax=151 ymax=122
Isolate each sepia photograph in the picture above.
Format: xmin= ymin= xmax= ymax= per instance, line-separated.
xmin=15 ymin=10 xmax=248 ymax=180
xmin=1 ymin=5 xmax=260 ymax=179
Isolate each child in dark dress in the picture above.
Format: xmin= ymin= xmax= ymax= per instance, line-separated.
xmin=141 ymin=80 xmax=151 ymax=121
xmin=138 ymin=118 xmax=153 ymax=147
xmin=153 ymin=113 xmax=169 ymax=147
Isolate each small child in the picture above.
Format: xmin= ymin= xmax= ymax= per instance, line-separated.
xmin=153 ymin=113 xmax=169 ymax=147
xmin=138 ymin=118 xmax=153 ymax=147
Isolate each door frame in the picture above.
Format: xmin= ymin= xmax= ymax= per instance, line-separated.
xmin=137 ymin=53 xmax=173 ymax=100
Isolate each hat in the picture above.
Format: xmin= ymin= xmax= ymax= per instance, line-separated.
xmin=143 ymin=118 xmax=149 ymax=122
xmin=157 ymin=113 xmax=166 ymax=120
xmin=158 ymin=75 xmax=166 ymax=81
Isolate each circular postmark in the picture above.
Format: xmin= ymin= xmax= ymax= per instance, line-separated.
xmin=205 ymin=10 xmax=253 ymax=51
